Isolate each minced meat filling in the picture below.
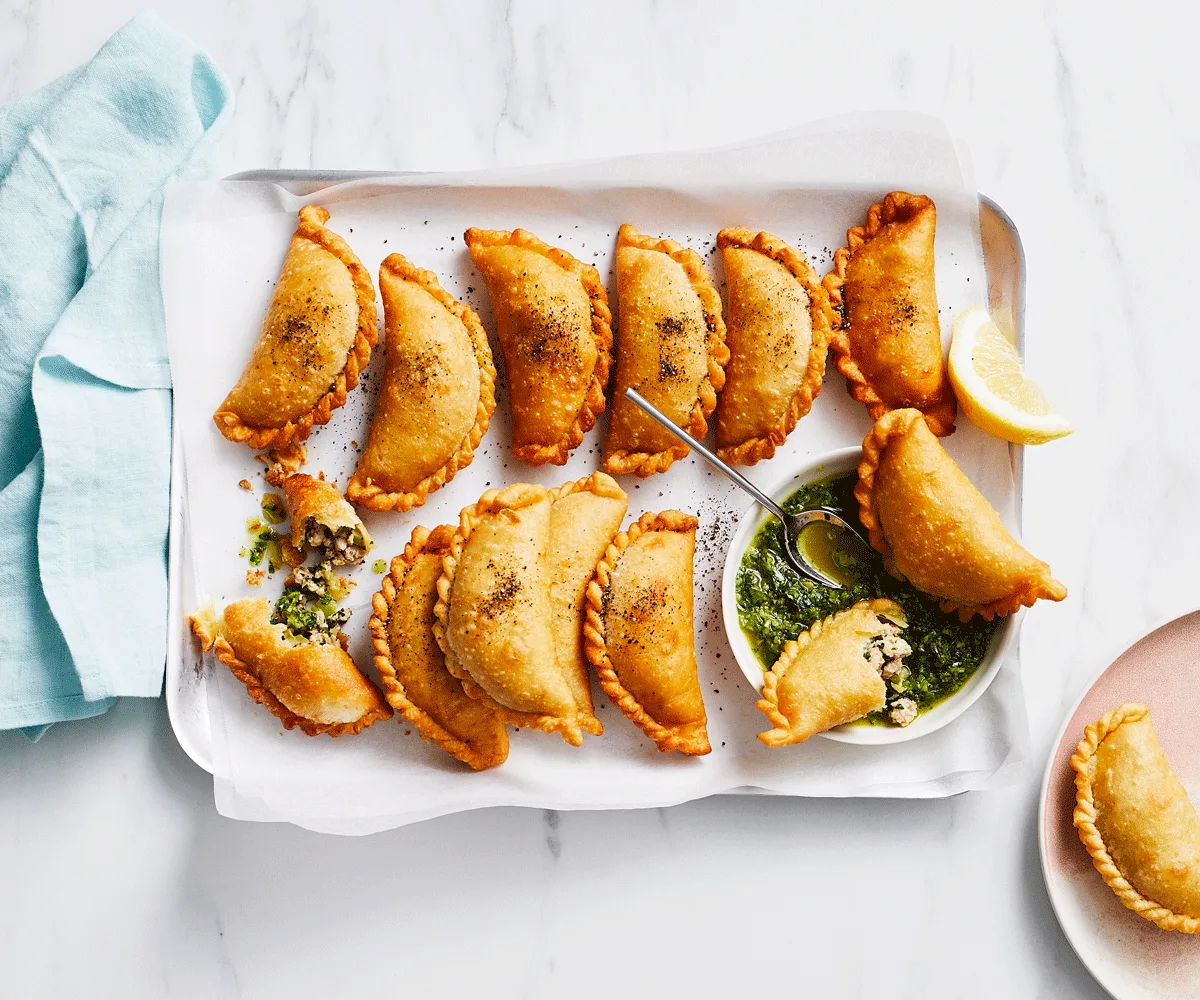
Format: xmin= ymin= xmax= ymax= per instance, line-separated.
xmin=863 ymin=621 xmax=918 ymax=727
xmin=271 ymin=574 xmax=351 ymax=645
xmin=304 ymin=518 xmax=366 ymax=565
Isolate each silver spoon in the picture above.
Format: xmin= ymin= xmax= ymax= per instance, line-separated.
xmin=623 ymin=387 xmax=868 ymax=589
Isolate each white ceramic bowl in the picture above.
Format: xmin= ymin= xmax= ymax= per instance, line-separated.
xmin=720 ymin=447 xmax=1017 ymax=745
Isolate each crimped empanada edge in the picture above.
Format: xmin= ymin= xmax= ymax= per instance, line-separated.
xmin=368 ymin=524 xmax=508 ymax=770
xmin=189 ymin=609 xmax=392 ymax=738
xmin=856 ymin=408 xmax=1065 ymax=622
xmin=821 ymin=193 xmax=956 ymax=437
xmin=1071 ymin=703 xmax=1200 ymax=935
xmin=347 ymin=254 xmax=498 ymax=511
xmin=756 ymin=597 xmax=902 ymax=747
xmin=432 ymin=482 xmax=585 ymax=745
xmin=714 ymin=228 xmax=834 ymax=466
xmin=604 ymin=225 xmax=730 ymax=478
xmin=214 ymin=204 xmax=379 ymax=452
xmin=582 ymin=509 xmax=710 ymax=755
xmin=464 ymin=228 xmax=613 ymax=468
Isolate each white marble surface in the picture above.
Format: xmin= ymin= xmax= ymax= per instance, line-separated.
xmin=1 ymin=0 xmax=1194 ymax=996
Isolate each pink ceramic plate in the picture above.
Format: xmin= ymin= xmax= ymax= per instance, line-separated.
xmin=1039 ymin=609 xmax=1200 ymax=999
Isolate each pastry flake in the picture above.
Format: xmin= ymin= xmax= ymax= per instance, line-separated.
xmin=347 ymin=255 xmax=496 ymax=512
xmin=856 ymin=409 xmax=1066 ymax=620
xmin=433 ymin=483 xmax=583 ymax=745
xmin=756 ymin=599 xmax=907 ymax=746
xmin=369 ymin=525 xmax=509 ymax=770
xmin=547 ymin=472 xmax=629 ymax=737
xmin=215 ymin=205 xmax=378 ymax=451
xmin=1072 ymin=704 xmax=1200 ymax=933
xmin=207 ymin=598 xmax=391 ymax=736
xmin=584 ymin=510 xmax=709 ymax=755
xmin=464 ymin=227 xmax=611 ymax=466
xmin=603 ymin=224 xmax=729 ymax=477
xmin=823 ymin=192 xmax=956 ymax=435
xmin=714 ymin=228 xmax=833 ymax=465
xmin=282 ymin=473 xmax=372 ymax=565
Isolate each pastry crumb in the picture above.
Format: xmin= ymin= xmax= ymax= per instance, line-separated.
xmin=246 ymin=569 xmax=266 ymax=586
xmin=238 ymin=479 xmax=253 ymax=491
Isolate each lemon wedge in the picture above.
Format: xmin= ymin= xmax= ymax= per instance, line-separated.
xmin=948 ymin=306 xmax=1073 ymax=444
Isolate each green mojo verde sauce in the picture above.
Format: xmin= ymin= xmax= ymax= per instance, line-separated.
xmin=735 ymin=472 xmax=999 ymax=725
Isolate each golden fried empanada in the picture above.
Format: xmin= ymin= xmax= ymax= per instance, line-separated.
xmin=464 ymin=228 xmax=611 ymax=466
xmin=856 ymin=409 xmax=1066 ymax=620
xmin=282 ymin=473 xmax=372 ymax=565
xmin=547 ymin=473 xmax=629 ymax=737
xmin=824 ymin=192 xmax=956 ymax=435
xmin=369 ymin=525 xmax=509 ymax=770
xmin=603 ymin=225 xmax=728 ymax=477
xmin=1072 ymin=704 xmax=1200 ymax=933
xmin=433 ymin=484 xmax=583 ymax=745
xmin=215 ymin=206 xmax=377 ymax=450
xmin=714 ymin=229 xmax=833 ymax=465
xmin=347 ymin=255 xmax=495 ymax=511
xmin=756 ymin=599 xmax=907 ymax=746
xmin=192 ymin=598 xmax=391 ymax=736
xmin=584 ymin=510 xmax=709 ymax=754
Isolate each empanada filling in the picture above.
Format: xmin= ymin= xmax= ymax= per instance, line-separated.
xmin=862 ymin=617 xmax=916 ymax=726
xmin=272 ymin=577 xmax=350 ymax=646
xmin=302 ymin=516 xmax=369 ymax=565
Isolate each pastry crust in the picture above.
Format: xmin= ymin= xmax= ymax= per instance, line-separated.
xmin=823 ymin=192 xmax=956 ymax=436
xmin=347 ymin=255 xmax=496 ymax=511
xmin=433 ymin=483 xmax=584 ymax=745
xmin=756 ymin=599 xmax=905 ymax=746
xmin=1072 ymin=704 xmax=1200 ymax=934
xmin=369 ymin=525 xmax=509 ymax=770
xmin=714 ymin=228 xmax=833 ymax=465
xmin=202 ymin=598 xmax=391 ymax=737
xmin=583 ymin=510 xmax=710 ymax=755
xmin=282 ymin=473 xmax=372 ymax=558
xmin=856 ymin=408 xmax=1066 ymax=621
xmin=464 ymin=227 xmax=612 ymax=466
xmin=603 ymin=224 xmax=729 ymax=477
xmin=546 ymin=472 xmax=629 ymax=737
xmin=214 ymin=205 xmax=378 ymax=451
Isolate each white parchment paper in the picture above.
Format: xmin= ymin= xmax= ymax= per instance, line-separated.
xmin=162 ymin=113 xmax=1029 ymax=833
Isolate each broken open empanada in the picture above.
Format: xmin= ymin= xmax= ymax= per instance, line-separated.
xmin=824 ymin=193 xmax=956 ymax=435
xmin=856 ymin=409 xmax=1066 ymax=620
xmin=191 ymin=598 xmax=391 ymax=737
xmin=215 ymin=206 xmax=377 ymax=451
xmin=715 ymin=228 xmax=833 ymax=464
xmin=584 ymin=510 xmax=709 ymax=755
xmin=369 ymin=525 xmax=509 ymax=770
xmin=756 ymin=599 xmax=907 ymax=746
xmin=1072 ymin=704 xmax=1200 ymax=933
xmin=282 ymin=473 xmax=372 ymax=565
xmin=347 ymin=255 xmax=495 ymax=511
xmin=433 ymin=483 xmax=583 ymax=745
xmin=464 ymin=228 xmax=611 ymax=466
xmin=603 ymin=225 xmax=728 ymax=477
xmin=547 ymin=472 xmax=629 ymax=737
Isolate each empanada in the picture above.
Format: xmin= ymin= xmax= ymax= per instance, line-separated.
xmin=369 ymin=525 xmax=509 ymax=770
xmin=856 ymin=409 xmax=1066 ymax=620
xmin=464 ymin=228 xmax=611 ymax=466
xmin=1072 ymin=704 xmax=1200 ymax=933
xmin=215 ymin=206 xmax=377 ymax=451
xmin=824 ymin=192 xmax=956 ymax=435
xmin=191 ymin=598 xmax=391 ymax=736
xmin=584 ymin=510 xmax=709 ymax=755
xmin=347 ymin=255 xmax=495 ymax=511
xmin=547 ymin=472 xmax=629 ymax=737
xmin=603 ymin=225 xmax=729 ymax=477
xmin=714 ymin=229 xmax=833 ymax=465
xmin=282 ymin=473 xmax=372 ymax=565
xmin=433 ymin=484 xmax=583 ymax=745
xmin=756 ymin=599 xmax=907 ymax=746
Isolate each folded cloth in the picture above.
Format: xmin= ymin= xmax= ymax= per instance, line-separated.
xmin=0 ymin=12 xmax=231 ymax=732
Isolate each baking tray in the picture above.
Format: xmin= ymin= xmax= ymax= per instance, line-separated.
xmin=164 ymin=175 xmax=1026 ymax=777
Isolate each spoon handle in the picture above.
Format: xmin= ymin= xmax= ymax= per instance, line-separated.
xmin=623 ymin=388 xmax=788 ymax=521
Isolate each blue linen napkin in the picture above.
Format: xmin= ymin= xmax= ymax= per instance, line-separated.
xmin=0 ymin=12 xmax=231 ymax=734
